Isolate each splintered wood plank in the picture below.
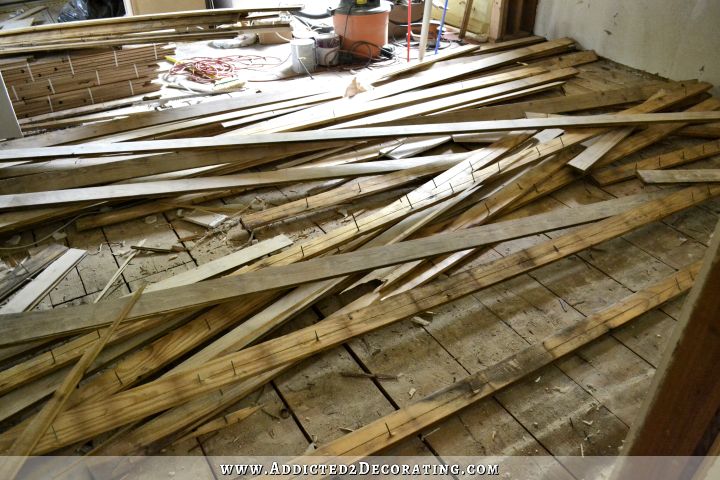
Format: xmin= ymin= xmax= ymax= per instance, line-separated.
xmin=568 ymin=127 xmax=635 ymax=172
xmin=144 ymin=235 xmax=292 ymax=293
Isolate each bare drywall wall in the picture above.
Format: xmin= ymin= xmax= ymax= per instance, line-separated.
xmin=534 ymin=0 xmax=720 ymax=95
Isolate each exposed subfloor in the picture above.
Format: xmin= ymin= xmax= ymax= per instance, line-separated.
xmin=3 ymin=50 xmax=720 ymax=478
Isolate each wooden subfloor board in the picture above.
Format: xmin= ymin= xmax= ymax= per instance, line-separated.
xmin=293 ymin=264 xmax=699 ymax=462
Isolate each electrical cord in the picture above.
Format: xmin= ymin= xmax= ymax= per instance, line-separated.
xmin=168 ymin=55 xmax=285 ymax=84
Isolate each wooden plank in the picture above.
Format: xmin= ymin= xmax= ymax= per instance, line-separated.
xmin=0 ymin=249 xmax=86 ymax=314
xmin=0 ymin=159 xmax=469 ymax=210
xmin=2 ymin=287 xmax=144 ymax=478
xmin=637 ymin=169 xmax=720 ymax=184
xmin=302 ymin=263 xmax=699 ymax=461
xmin=568 ymin=127 xmax=635 ymax=172
xmin=4 ymin=187 xmax=702 ymax=347
xmin=1 ymin=89 xmax=330 ymax=148
xmin=595 ymin=97 xmax=720 ymax=168
xmin=618 ymin=218 xmax=720 ymax=469
xmin=328 ymin=68 xmax=579 ymax=130
xmin=241 ymin=154 xmax=473 ymax=228
xmin=0 ymin=243 xmax=67 ymax=301
xmin=0 ymin=5 xmax=301 ymax=37
xmin=680 ymin=122 xmax=720 ymax=138
xmin=0 ymin=142 xmax=350 ymax=194
xmin=376 ymin=83 xmax=690 ymax=125
xmin=592 ymin=140 xmax=720 ymax=186
xmin=144 ymin=235 xmax=292 ymax=292
xmin=15 ymin=185 xmax=716 ymax=455
xmin=4 ymin=112 xmax=720 ymax=162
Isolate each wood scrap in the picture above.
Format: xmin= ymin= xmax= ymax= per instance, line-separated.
xmin=7 ymin=185 xmax=715 ymax=455
xmin=592 ymin=140 xmax=720 ymax=185
xmin=0 ymin=248 xmax=85 ymax=314
xmin=0 ymin=37 xmax=719 ymax=463
xmin=637 ymin=169 xmax=720 ymax=184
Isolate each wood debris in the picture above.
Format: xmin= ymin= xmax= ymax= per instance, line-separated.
xmin=0 ymin=29 xmax=717 ymax=472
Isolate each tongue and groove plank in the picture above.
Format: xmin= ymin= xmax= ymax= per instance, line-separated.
xmin=241 ymin=153 xmax=473 ymax=228
xmin=0 ymin=159 xmax=469 ymax=210
xmin=13 ymin=185 xmax=718 ymax=455
xmin=381 ymin=83 xmax=679 ymax=126
xmin=592 ymin=140 xmax=720 ymax=186
xmin=0 ymin=185 xmax=673 ymax=347
xmin=1 ymin=89 xmax=331 ymax=148
xmin=2 ymin=289 xmax=145 ymax=478
xmin=4 ymin=112 xmax=720 ymax=162
xmin=637 ymin=169 xmax=720 ymax=184
xmin=593 ymin=97 xmax=720 ymax=169
xmin=568 ymin=127 xmax=635 ymax=172
xmin=292 ymin=264 xmax=699 ymax=463
xmin=323 ymin=69 xmax=579 ymax=131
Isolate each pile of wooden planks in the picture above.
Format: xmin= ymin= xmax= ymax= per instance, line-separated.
xmin=0 ymin=35 xmax=719 ymax=475
xmin=0 ymin=6 xmax=301 ymax=55
xmin=0 ymin=44 xmax=173 ymax=118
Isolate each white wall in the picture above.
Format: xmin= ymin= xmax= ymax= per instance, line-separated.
xmin=534 ymin=0 xmax=720 ymax=95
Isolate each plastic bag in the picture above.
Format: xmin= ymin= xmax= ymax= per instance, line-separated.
xmin=58 ymin=0 xmax=125 ymax=22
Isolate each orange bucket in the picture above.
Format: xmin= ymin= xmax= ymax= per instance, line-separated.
xmin=333 ymin=2 xmax=392 ymax=58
